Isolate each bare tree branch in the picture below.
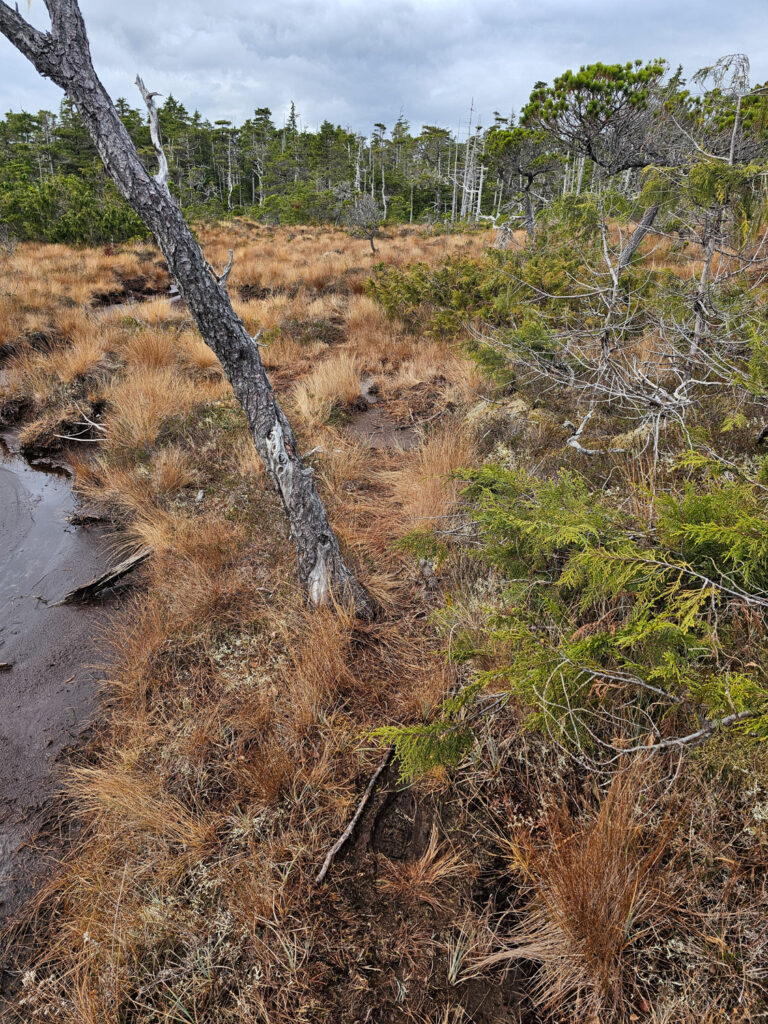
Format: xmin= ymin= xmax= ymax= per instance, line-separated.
xmin=315 ymin=748 xmax=393 ymax=884
xmin=613 ymin=710 xmax=756 ymax=755
xmin=135 ymin=75 xmax=169 ymax=190
xmin=0 ymin=1 xmax=52 ymax=68
xmin=566 ymin=409 xmax=626 ymax=456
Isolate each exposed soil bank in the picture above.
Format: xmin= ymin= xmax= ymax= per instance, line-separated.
xmin=0 ymin=437 xmax=111 ymax=931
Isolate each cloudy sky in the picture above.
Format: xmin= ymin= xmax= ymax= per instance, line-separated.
xmin=1 ymin=0 xmax=765 ymax=135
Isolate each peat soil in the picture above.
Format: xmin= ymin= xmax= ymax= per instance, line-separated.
xmin=0 ymin=436 xmax=112 ymax=938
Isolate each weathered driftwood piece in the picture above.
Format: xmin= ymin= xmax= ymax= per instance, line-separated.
xmin=315 ymin=747 xmax=394 ymax=885
xmin=0 ymin=0 xmax=374 ymax=619
xmin=56 ymin=547 xmax=152 ymax=605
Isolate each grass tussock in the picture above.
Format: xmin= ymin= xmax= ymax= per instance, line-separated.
xmin=480 ymin=765 xmax=672 ymax=1020
xmin=392 ymin=421 xmax=476 ymax=525
xmin=151 ymin=444 xmax=198 ymax=495
xmin=102 ymin=367 xmax=202 ymax=453
xmin=377 ymin=825 xmax=475 ymax=912
xmin=292 ymin=350 xmax=362 ymax=429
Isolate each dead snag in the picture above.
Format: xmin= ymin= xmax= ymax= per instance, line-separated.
xmin=0 ymin=0 xmax=374 ymax=619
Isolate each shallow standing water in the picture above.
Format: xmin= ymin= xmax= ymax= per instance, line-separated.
xmin=0 ymin=437 xmax=110 ymax=929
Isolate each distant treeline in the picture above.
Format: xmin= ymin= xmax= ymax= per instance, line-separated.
xmin=0 ymin=97 xmax=501 ymax=242
xmin=1 ymin=57 xmax=767 ymax=242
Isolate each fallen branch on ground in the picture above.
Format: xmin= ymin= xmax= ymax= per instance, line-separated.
xmin=315 ymin=747 xmax=394 ymax=885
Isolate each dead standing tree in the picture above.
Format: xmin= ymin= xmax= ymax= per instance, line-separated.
xmin=346 ymin=193 xmax=383 ymax=254
xmin=0 ymin=0 xmax=375 ymax=618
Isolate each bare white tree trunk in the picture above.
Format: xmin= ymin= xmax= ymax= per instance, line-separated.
xmin=354 ymin=136 xmax=363 ymax=192
xmin=690 ymin=213 xmax=720 ymax=362
xmin=450 ymin=141 xmax=458 ymax=223
xmin=475 ymin=161 xmax=484 ymax=220
xmin=729 ymin=93 xmax=742 ymax=166
xmin=576 ymin=155 xmax=585 ymax=194
xmin=460 ymin=136 xmax=472 ymax=220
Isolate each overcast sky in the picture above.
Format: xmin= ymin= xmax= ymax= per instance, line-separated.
xmin=1 ymin=0 xmax=766 ymax=136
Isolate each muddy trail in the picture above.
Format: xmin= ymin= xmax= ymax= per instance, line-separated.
xmin=347 ymin=377 xmax=420 ymax=450
xmin=0 ymin=437 xmax=115 ymax=934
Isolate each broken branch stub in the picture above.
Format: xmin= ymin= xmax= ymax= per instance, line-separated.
xmin=56 ymin=547 xmax=152 ymax=605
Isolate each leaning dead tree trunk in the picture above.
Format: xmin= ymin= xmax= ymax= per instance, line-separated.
xmin=522 ymin=178 xmax=536 ymax=243
xmin=0 ymin=0 xmax=374 ymax=618
xmin=617 ymin=202 xmax=660 ymax=271
xmin=600 ymin=203 xmax=660 ymax=358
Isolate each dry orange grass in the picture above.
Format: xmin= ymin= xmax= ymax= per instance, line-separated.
xmin=4 ymin=243 xmax=151 ymax=316
xmin=377 ymin=825 xmax=474 ymax=911
xmin=151 ymin=444 xmax=198 ymax=495
xmin=121 ymin=327 xmax=176 ymax=368
xmin=260 ymin=334 xmax=325 ymax=371
xmin=292 ymin=350 xmax=361 ymax=429
xmin=233 ymin=432 xmax=267 ymax=481
xmin=129 ymin=295 xmax=186 ymax=328
xmin=69 ymin=759 xmax=213 ymax=852
xmin=45 ymin=333 xmax=106 ymax=383
xmin=389 ymin=341 xmax=483 ymax=414
xmin=344 ymin=293 xmax=387 ymax=338
xmin=206 ymin=223 xmax=488 ymax=299
xmin=175 ymin=328 xmax=223 ymax=375
xmin=52 ymin=306 xmax=95 ymax=343
xmin=0 ymin=294 xmax=21 ymax=348
xmin=313 ymin=429 xmax=368 ymax=500
xmin=72 ymin=455 xmax=161 ymax=529
xmin=278 ymin=606 xmax=359 ymax=733
xmin=8 ymin=332 xmax=107 ymax=392
xmin=247 ymin=293 xmax=294 ymax=329
xmin=102 ymin=367 xmax=201 ymax=453
xmin=343 ymin=293 xmax=407 ymax=369
xmin=478 ymin=765 xmax=672 ymax=1020
xmin=392 ymin=421 xmax=475 ymax=525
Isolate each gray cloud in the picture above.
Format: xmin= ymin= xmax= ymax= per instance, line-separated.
xmin=1 ymin=0 xmax=765 ymax=135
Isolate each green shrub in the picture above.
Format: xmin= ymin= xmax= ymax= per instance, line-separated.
xmin=381 ymin=467 xmax=768 ymax=775
xmin=0 ymin=169 xmax=145 ymax=243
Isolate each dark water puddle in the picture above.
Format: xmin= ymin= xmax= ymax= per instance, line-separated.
xmin=0 ymin=436 xmax=111 ymax=929
xmin=1 ymin=438 xmax=74 ymax=620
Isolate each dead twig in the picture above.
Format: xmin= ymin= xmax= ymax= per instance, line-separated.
xmin=315 ymin=747 xmax=394 ymax=885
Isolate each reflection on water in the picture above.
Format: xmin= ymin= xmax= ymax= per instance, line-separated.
xmin=0 ymin=435 xmax=110 ymax=922
xmin=0 ymin=437 xmax=76 ymax=646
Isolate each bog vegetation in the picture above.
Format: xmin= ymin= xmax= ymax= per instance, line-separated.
xmin=2 ymin=53 xmax=768 ymax=1024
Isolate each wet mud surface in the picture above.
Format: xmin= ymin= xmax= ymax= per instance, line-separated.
xmin=0 ymin=437 xmax=111 ymax=929
xmin=347 ymin=379 xmax=419 ymax=450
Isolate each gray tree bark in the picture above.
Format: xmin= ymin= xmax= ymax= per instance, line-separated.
xmin=617 ymin=202 xmax=660 ymax=271
xmin=522 ymin=178 xmax=536 ymax=242
xmin=599 ymin=203 xmax=660 ymax=359
xmin=0 ymin=0 xmax=375 ymax=618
